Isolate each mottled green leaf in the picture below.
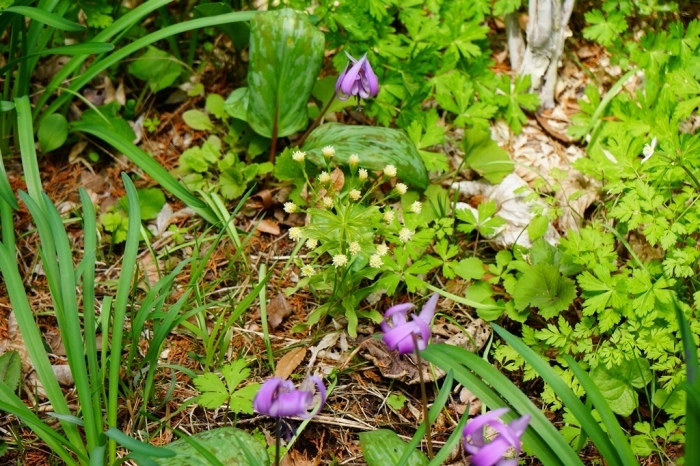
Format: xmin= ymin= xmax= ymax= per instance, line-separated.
xmin=225 ymin=88 xmax=249 ymax=121
xmin=247 ymin=9 xmax=324 ymax=138
xmin=302 ymin=123 xmax=429 ymax=189
xmin=153 ymin=428 xmax=269 ymax=465
xmin=359 ymin=429 xmax=429 ymax=466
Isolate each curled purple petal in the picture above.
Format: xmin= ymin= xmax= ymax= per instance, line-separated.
xmin=381 ymin=295 xmax=436 ymax=355
xmin=334 ymin=52 xmax=379 ymax=101
xmin=463 ymin=409 xmax=530 ymax=466
xmin=254 ymin=376 xmax=327 ymax=420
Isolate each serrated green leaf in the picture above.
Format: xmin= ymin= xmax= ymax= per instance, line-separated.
xmin=512 ymin=263 xmax=576 ymax=318
xmin=453 ymin=257 xmax=485 ymax=281
xmin=302 ymin=123 xmax=429 ymax=189
xmin=206 ymin=94 xmax=228 ymax=120
xmin=0 ymin=351 xmax=21 ymax=392
xmin=462 ymin=128 xmax=513 ymax=183
xmin=247 ymin=9 xmax=324 ymax=138
xmin=583 ymin=10 xmax=627 ymax=47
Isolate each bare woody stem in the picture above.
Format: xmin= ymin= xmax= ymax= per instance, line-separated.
xmin=412 ymin=333 xmax=434 ymax=459
xmin=275 ymin=416 xmax=281 ymax=466
xmin=297 ymin=97 xmax=335 ymax=148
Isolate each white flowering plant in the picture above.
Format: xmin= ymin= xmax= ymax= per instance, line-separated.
xmin=281 ymin=147 xmax=434 ymax=336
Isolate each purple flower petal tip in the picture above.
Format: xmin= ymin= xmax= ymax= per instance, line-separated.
xmin=254 ymin=376 xmax=326 ymax=419
xmin=335 ymin=52 xmax=379 ymax=101
xmin=381 ymin=294 xmax=438 ymax=355
xmin=463 ymin=409 xmax=531 ymax=466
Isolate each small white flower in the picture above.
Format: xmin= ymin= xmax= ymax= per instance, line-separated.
xmin=383 ymin=164 xmax=397 ymax=178
xmin=322 ymin=196 xmax=334 ymax=208
xmin=642 ymin=137 xmax=657 ymax=163
xmin=358 ymin=168 xmax=368 ymax=181
xmin=399 ymin=228 xmax=414 ymax=243
xmin=322 ymin=145 xmax=335 ymax=158
xmin=383 ymin=210 xmax=395 ymax=223
xmin=349 ymin=154 xmax=360 ymax=166
xmin=395 ymin=183 xmax=408 ymax=195
xmin=349 ymin=189 xmax=362 ymax=201
xmin=369 ymin=254 xmax=383 ymax=268
xmin=292 ymin=150 xmax=306 ymax=163
xmin=376 ymin=244 xmax=389 ymax=256
xmin=288 ymin=227 xmax=303 ymax=241
xmin=300 ymin=264 xmax=315 ymax=277
xmin=410 ymin=201 xmax=422 ymax=214
xmin=283 ymin=202 xmax=298 ymax=214
xmin=305 ymin=238 xmax=318 ymax=250
xmin=318 ymin=171 xmax=331 ymax=184
xmin=349 ymin=241 xmax=361 ymax=255
xmin=332 ymin=254 xmax=348 ymax=268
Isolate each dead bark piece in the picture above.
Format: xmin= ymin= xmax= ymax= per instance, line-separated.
xmin=275 ymin=347 xmax=306 ymax=380
xmin=517 ymin=0 xmax=575 ymax=109
xmin=267 ymin=291 xmax=292 ymax=329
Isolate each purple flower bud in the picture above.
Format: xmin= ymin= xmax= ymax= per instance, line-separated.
xmin=253 ymin=376 xmax=326 ymax=419
xmin=381 ymin=293 xmax=438 ymax=355
xmin=462 ymin=408 xmax=531 ymax=466
xmin=335 ymin=51 xmax=379 ymax=101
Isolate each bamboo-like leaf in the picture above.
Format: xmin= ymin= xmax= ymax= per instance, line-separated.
xmin=71 ymin=122 xmax=217 ymax=224
xmin=4 ymin=6 xmax=85 ymax=31
xmin=302 ymin=123 xmax=430 ymax=189
xmin=247 ymin=8 xmax=324 ymax=138
xmin=105 ymin=428 xmax=175 ymax=458
xmin=674 ymin=297 xmax=700 ymax=466
xmin=565 ymin=356 xmax=639 ymax=466
xmin=492 ymin=325 xmax=622 ymax=466
xmin=422 ymin=344 xmax=574 ymax=466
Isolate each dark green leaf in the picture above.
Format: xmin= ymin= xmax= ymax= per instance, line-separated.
xmin=302 ymin=123 xmax=429 ymax=189
xmin=4 ymin=6 xmax=85 ymax=31
xmin=462 ymin=128 xmax=513 ymax=183
xmin=247 ymin=9 xmax=324 ymax=138
xmin=194 ymin=3 xmax=250 ymax=49
xmin=512 ymin=263 xmax=576 ymax=318
xmin=128 ymin=47 xmax=184 ymax=93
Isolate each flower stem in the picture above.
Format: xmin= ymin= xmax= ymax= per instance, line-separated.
xmin=412 ymin=333 xmax=434 ymax=459
xmin=297 ymin=97 xmax=335 ymax=148
xmin=275 ymin=417 xmax=281 ymax=466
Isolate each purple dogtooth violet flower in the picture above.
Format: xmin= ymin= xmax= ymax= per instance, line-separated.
xmin=462 ymin=408 xmax=531 ymax=466
xmin=381 ymin=293 xmax=438 ymax=355
xmin=253 ymin=376 xmax=326 ymax=419
xmin=335 ymin=51 xmax=379 ymax=104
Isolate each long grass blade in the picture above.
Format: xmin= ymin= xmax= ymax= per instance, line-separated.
xmin=4 ymin=6 xmax=85 ymax=31
xmin=492 ymin=324 xmax=622 ymax=466
xmin=422 ymin=344 xmax=571 ymax=466
xmin=0 ymin=42 xmax=114 ymax=76
xmin=14 ymin=96 xmax=42 ymax=205
xmin=564 ymin=356 xmax=639 ymax=466
xmin=108 ymin=174 xmax=142 ymax=462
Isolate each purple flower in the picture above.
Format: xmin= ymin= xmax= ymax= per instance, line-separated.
xmin=462 ymin=408 xmax=531 ymax=466
xmin=335 ymin=51 xmax=379 ymax=101
xmin=381 ymin=293 xmax=438 ymax=355
xmin=253 ymin=376 xmax=326 ymax=419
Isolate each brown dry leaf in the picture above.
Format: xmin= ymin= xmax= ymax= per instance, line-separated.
xmin=330 ymin=167 xmax=345 ymax=192
xmin=280 ymin=450 xmax=320 ymax=466
xmin=267 ymin=291 xmax=292 ymax=329
xmin=138 ymin=253 xmax=163 ymax=288
xmin=250 ymin=189 xmax=275 ymax=209
xmin=0 ymin=311 xmax=31 ymax=374
xmin=361 ymin=337 xmax=443 ymax=385
xmin=52 ymin=365 xmax=74 ymax=386
xmin=275 ymin=347 xmax=306 ymax=380
xmin=256 ymin=219 xmax=281 ymax=235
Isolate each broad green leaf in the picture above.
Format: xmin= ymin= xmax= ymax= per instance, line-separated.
xmin=183 ymin=110 xmax=214 ymax=131
xmin=118 ymin=187 xmax=166 ymax=220
xmin=128 ymin=46 xmax=184 ymax=93
xmin=359 ymin=430 xmax=429 ymax=466
xmin=38 ymin=114 xmax=68 ymax=153
xmin=0 ymin=351 xmax=21 ymax=392
xmin=462 ymin=128 xmax=513 ymax=183
xmin=590 ymin=357 xmax=652 ymax=416
xmin=454 ymin=257 xmax=486 ymax=281
xmin=206 ymin=94 xmax=228 ymax=120
xmin=302 ymin=123 xmax=429 ymax=189
xmin=247 ymin=9 xmax=324 ymax=138
xmin=152 ymin=428 xmax=269 ymax=465
xmin=386 ymin=393 xmax=407 ymax=410
xmin=79 ymin=102 xmax=136 ymax=143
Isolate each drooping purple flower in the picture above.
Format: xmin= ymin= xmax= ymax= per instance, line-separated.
xmin=253 ymin=376 xmax=326 ymax=419
xmin=462 ymin=408 xmax=531 ymax=466
xmin=381 ymin=293 xmax=438 ymax=355
xmin=335 ymin=51 xmax=379 ymax=101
